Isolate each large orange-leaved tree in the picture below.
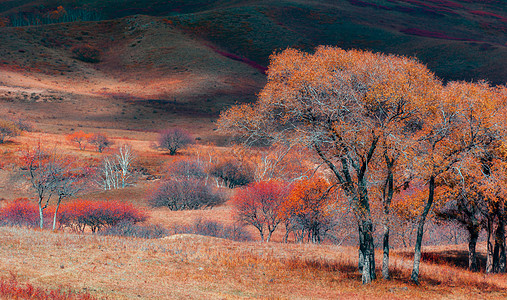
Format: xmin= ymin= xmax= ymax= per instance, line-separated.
xmin=218 ymin=46 xmax=440 ymax=283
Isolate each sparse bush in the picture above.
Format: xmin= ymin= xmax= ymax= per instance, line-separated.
xmin=0 ymin=119 xmax=21 ymax=144
xmin=171 ymin=218 xmax=252 ymax=241
xmin=71 ymin=44 xmax=101 ymax=63
xmin=87 ymin=133 xmax=113 ymax=153
xmin=149 ymin=178 xmax=225 ymax=210
xmin=58 ymin=199 xmax=146 ymax=232
xmin=99 ymin=220 xmax=167 ymax=239
xmin=209 ymin=158 xmax=254 ymax=188
xmin=166 ymin=158 xmax=206 ymax=179
xmin=158 ymin=128 xmax=193 ymax=155
xmin=0 ymin=198 xmax=39 ymax=227
xmin=12 ymin=118 xmax=33 ymax=132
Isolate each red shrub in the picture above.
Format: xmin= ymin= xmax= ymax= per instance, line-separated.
xmin=232 ymin=180 xmax=290 ymax=242
xmin=0 ymin=278 xmax=94 ymax=299
xmin=58 ymin=199 xmax=146 ymax=232
xmin=0 ymin=198 xmax=40 ymax=227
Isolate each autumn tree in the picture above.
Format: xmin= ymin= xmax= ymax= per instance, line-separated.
xmin=409 ymin=81 xmax=507 ymax=282
xmin=66 ymin=131 xmax=92 ymax=150
xmin=232 ymin=180 xmax=290 ymax=242
xmin=434 ymin=156 xmax=487 ymax=272
xmin=218 ymin=46 xmax=439 ymax=283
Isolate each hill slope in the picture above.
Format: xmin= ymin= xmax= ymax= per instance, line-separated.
xmin=1 ymin=0 xmax=506 ymax=83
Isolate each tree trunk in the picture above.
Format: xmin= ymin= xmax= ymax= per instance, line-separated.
xmin=381 ymin=156 xmax=394 ymax=280
xmin=52 ymin=198 xmax=62 ymax=231
xmin=494 ymin=218 xmax=506 ymax=273
xmin=411 ymin=175 xmax=435 ymax=284
xmin=359 ymin=219 xmax=376 ymax=284
xmin=382 ymin=219 xmax=390 ymax=279
xmin=486 ymin=217 xmax=495 ymax=273
xmin=467 ymin=226 xmax=479 ymax=272
xmin=38 ymin=201 xmax=44 ymax=229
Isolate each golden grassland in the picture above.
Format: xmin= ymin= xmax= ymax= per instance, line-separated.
xmin=0 ymin=123 xmax=505 ymax=299
xmin=0 ymin=225 xmax=506 ymax=300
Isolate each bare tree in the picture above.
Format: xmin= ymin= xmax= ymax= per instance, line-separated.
xmin=88 ymin=133 xmax=113 ymax=153
xmin=97 ymin=144 xmax=136 ymax=190
xmin=116 ymin=144 xmax=135 ymax=188
xmin=22 ymin=144 xmax=87 ymax=229
xmin=158 ymin=128 xmax=193 ymax=155
xmin=51 ymin=158 xmax=88 ymax=230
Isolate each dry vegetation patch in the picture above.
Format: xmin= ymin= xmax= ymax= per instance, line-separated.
xmin=0 ymin=227 xmax=504 ymax=299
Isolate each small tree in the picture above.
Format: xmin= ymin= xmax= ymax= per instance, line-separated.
xmin=66 ymin=131 xmax=92 ymax=150
xmin=21 ymin=145 xmax=87 ymax=229
xmin=0 ymin=120 xmax=21 ymax=144
xmin=232 ymin=180 xmax=290 ymax=242
xmin=88 ymin=133 xmax=113 ymax=153
xmin=21 ymin=145 xmax=56 ymax=229
xmin=158 ymin=128 xmax=193 ymax=155
xmin=50 ymin=158 xmax=89 ymax=230
xmin=96 ymin=144 xmax=136 ymax=190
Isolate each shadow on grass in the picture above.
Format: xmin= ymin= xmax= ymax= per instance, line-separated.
xmin=396 ymin=250 xmax=487 ymax=271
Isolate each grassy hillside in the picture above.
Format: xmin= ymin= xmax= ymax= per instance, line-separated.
xmin=1 ymin=0 xmax=506 ymax=83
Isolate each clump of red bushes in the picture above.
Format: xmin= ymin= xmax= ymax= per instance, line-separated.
xmin=0 ymin=198 xmax=39 ymax=227
xmin=0 ymin=199 xmax=146 ymax=233
xmin=58 ymin=199 xmax=146 ymax=232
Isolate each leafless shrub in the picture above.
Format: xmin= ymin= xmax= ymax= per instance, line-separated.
xmin=99 ymin=221 xmax=168 ymax=239
xmin=171 ymin=218 xmax=252 ymax=241
xmin=166 ymin=158 xmax=206 ymax=180
xmin=149 ymin=178 xmax=225 ymax=210
xmin=209 ymin=158 xmax=254 ymax=188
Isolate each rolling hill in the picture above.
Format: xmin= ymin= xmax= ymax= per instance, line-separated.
xmin=1 ymin=0 xmax=506 ymax=84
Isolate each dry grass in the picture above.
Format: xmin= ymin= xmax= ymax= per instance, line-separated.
xmin=0 ymin=226 xmax=504 ymax=299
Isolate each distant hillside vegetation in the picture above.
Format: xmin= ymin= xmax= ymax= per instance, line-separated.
xmin=1 ymin=0 xmax=506 ymax=83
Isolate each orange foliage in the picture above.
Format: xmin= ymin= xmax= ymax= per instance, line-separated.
xmin=65 ymin=131 xmax=92 ymax=150
xmin=49 ymin=6 xmax=67 ymax=20
xmin=280 ymin=177 xmax=335 ymax=243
